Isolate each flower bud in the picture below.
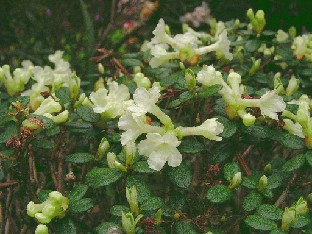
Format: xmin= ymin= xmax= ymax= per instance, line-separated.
xmin=295 ymin=197 xmax=308 ymax=215
xmin=264 ymin=163 xmax=272 ymax=175
xmin=35 ymin=213 xmax=52 ymax=224
xmin=42 ymin=204 xmax=56 ymax=218
xmin=35 ymin=224 xmax=49 ymax=234
xmin=289 ymin=26 xmax=297 ymax=39
xmin=98 ymin=63 xmax=105 ymax=74
xmin=94 ymin=77 xmax=105 ymax=91
xmin=273 ymin=72 xmax=285 ymax=95
xmin=229 ymin=172 xmax=242 ymax=189
xmin=185 ymin=69 xmax=196 ymax=92
xmin=126 ymin=186 xmax=140 ymax=216
xmin=282 ymin=207 xmax=296 ymax=231
xmin=27 ymin=201 xmax=42 ymax=217
xmin=286 ymin=75 xmax=300 ymax=96
xmin=97 ymin=137 xmax=110 ymax=160
xmin=124 ymin=141 xmax=136 ymax=168
xmin=49 ymin=191 xmax=63 ymax=203
xmin=258 ymin=175 xmax=268 ymax=191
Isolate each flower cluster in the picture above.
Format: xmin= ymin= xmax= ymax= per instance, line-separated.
xmin=291 ymin=33 xmax=312 ymax=61
xmin=144 ymin=18 xmax=232 ymax=68
xmin=118 ymin=86 xmax=224 ymax=170
xmin=195 ymin=65 xmax=286 ymax=126
xmin=282 ymin=95 xmax=312 ymax=148
xmin=27 ymin=191 xmax=69 ymax=234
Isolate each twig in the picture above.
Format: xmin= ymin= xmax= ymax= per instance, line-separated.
xmin=111 ymin=57 xmax=132 ymax=77
xmin=0 ymin=181 xmax=18 ymax=189
xmin=49 ymin=162 xmax=58 ymax=189
xmin=0 ymin=153 xmax=16 ymax=161
xmin=237 ymin=146 xmax=253 ymax=176
xmin=275 ymin=172 xmax=298 ymax=207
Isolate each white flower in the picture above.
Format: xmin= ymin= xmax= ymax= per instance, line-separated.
xmin=118 ymin=111 xmax=165 ymax=145
xmin=283 ymin=119 xmax=305 ymax=138
xmin=196 ymin=30 xmax=233 ymax=60
xmin=149 ymin=44 xmax=179 ymax=68
xmin=138 ymin=132 xmax=182 ymax=171
xmin=215 ymin=30 xmax=233 ymax=60
xmin=276 ymin=29 xmax=289 ymax=42
xmin=292 ymin=35 xmax=309 ymax=56
xmin=44 ymin=110 xmax=69 ymax=124
xmin=176 ymin=118 xmax=224 ymax=141
xmin=259 ymin=91 xmax=286 ymax=120
xmin=172 ymin=32 xmax=199 ymax=50
xmin=34 ymin=97 xmax=62 ymax=116
xmin=149 ymin=18 xmax=174 ymax=46
xmin=196 ymin=65 xmax=222 ymax=87
xmin=128 ymin=86 xmax=161 ymax=116
xmin=90 ymin=81 xmax=130 ymax=119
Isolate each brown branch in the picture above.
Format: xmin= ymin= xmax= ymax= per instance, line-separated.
xmin=237 ymin=146 xmax=253 ymax=176
xmin=111 ymin=57 xmax=132 ymax=77
xmin=0 ymin=181 xmax=18 ymax=189
xmin=0 ymin=153 xmax=16 ymax=161
xmin=275 ymin=172 xmax=298 ymax=207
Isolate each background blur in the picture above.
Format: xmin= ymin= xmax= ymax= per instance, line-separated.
xmin=1 ymin=0 xmax=311 ymax=77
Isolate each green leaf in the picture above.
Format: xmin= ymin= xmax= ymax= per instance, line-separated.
xmin=270 ymin=229 xmax=287 ymax=234
xmin=120 ymin=58 xmax=143 ymax=67
xmin=257 ymin=204 xmax=283 ymax=220
xmin=245 ymin=215 xmax=277 ymax=231
xmin=282 ymin=154 xmax=306 ymax=172
xmin=65 ymin=153 xmax=94 ymax=164
xmin=110 ymin=205 xmax=130 ymax=216
xmin=160 ymin=71 xmax=184 ymax=88
xmin=305 ymin=151 xmax=312 ymax=166
xmin=277 ymin=132 xmax=305 ymax=149
xmin=178 ymin=138 xmax=206 ymax=153
xmin=168 ymin=162 xmax=192 ymax=189
xmin=70 ymin=198 xmax=93 ymax=213
xmin=207 ymin=185 xmax=232 ymax=203
xmin=37 ymin=190 xmax=53 ymax=202
xmin=133 ymin=161 xmax=156 ymax=173
xmin=54 ymin=218 xmax=77 ymax=234
xmin=210 ymin=143 xmax=235 ymax=164
xmin=224 ymin=162 xmax=240 ymax=181
xmin=267 ymin=173 xmax=284 ymax=189
xmin=276 ymin=47 xmax=293 ymax=60
xmin=299 ymin=68 xmax=312 ymax=77
xmin=85 ymin=167 xmax=123 ymax=188
xmin=31 ymin=138 xmax=55 ymax=149
xmin=96 ymin=222 xmax=121 ymax=234
xmin=243 ymin=125 xmax=275 ymax=139
xmin=141 ymin=197 xmax=164 ymax=211
xmin=55 ymin=87 xmax=72 ymax=104
xmin=243 ymin=192 xmax=263 ymax=212
xmin=76 ymin=105 xmax=100 ymax=123
xmin=67 ymin=185 xmax=88 ymax=202
xmin=65 ymin=121 xmax=93 ymax=129
xmin=175 ymin=221 xmax=198 ymax=234
xmin=126 ymin=176 xmax=152 ymax=203
xmin=262 ymin=30 xmax=275 ymax=36
xmin=242 ymin=175 xmax=259 ymax=189
xmin=168 ymin=91 xmax=195 ymax=108
xmin=217 ymin=116 xmax=237 ymax=138
xmin=291 ymin=215 xmax=310 ymax=228
xmin=197 ymin=85 xmax=222 ymax=98
xmin=245 ymin=40 xmax=261 ymax=52
xmin=0 ymin=124 xmax=18 ymax=144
